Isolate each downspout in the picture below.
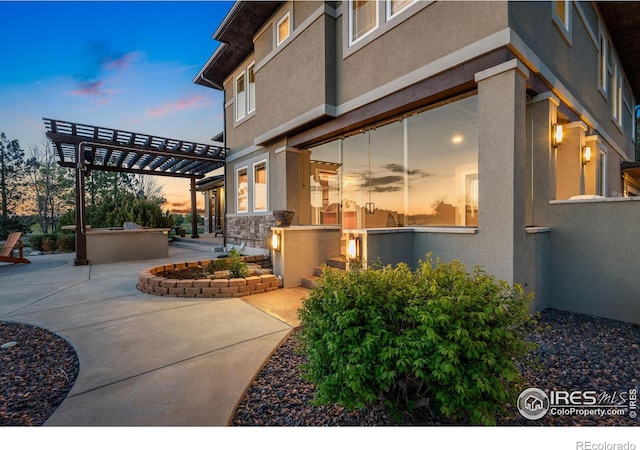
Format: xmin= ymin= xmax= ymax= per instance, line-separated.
xmin=199 ymin=70 xmax=227 ymax=249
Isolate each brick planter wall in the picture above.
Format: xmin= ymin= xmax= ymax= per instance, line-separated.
xmin=137 ymin=258 xmax=282 ymax=298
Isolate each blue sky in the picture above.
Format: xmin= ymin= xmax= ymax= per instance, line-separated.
xmin=0 ymin=1 xmax=233 ymax=212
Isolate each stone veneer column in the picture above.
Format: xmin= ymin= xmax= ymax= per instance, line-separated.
xmin=475 ymin=59 xmax=529 ymax=286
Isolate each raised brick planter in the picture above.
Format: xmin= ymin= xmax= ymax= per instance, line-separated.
xmin=137 ymin=258 xmax=282 ymax=298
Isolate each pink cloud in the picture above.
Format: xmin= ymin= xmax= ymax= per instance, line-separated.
xmin=68 ymin=80 xmax=113 ymax=103
xmin=103 ymin=52 xmax=138 ymax=71
xmin=147 ymin=94 xmax=212 ymax=117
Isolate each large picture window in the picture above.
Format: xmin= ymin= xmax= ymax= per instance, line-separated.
xmin=349 ymin=0 xmax=378 ymax=45
xmin=308 ymin=95 xmax=478 ymax=228
xmin=237 ymin=167 xmax=248 ymax=213
xmin=253 ymin=161 xmax=267 ymax=212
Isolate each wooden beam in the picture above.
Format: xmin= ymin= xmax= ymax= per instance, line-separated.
xmin=45 ymin=132 xmax=225 ymax=164
xmin=59 ymin=162 xmax=207 ymax=179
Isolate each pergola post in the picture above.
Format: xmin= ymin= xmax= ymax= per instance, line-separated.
xmin=190 ymin=177 xmax=199 ymax=239
xmin=74 ymin=144 xmax=88 ymax=265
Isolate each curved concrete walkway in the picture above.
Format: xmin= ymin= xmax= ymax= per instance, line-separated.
xmin=0 ymin=247 xmax=304 ymax=426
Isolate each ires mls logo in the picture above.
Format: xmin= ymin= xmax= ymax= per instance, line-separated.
xmin=517 ymin=388 xmax=638 ymax=420
xmin=517 ymin=388 xmax=550 ymax=420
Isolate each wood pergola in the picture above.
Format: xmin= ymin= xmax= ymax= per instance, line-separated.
xmin=44 ymin=118 xmax=226 ymax=265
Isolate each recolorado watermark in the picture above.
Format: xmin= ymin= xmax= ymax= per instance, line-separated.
xmin=575 ymin=442 xmax=636 ymax=450
xmin=517 ymin=387 xmax=637 ymax=421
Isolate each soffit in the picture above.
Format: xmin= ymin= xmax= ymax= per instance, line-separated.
xmin=194 ymin=1 xmax=283 ymax=90
xmin=597 ymin=2 xmax=640 ymax=100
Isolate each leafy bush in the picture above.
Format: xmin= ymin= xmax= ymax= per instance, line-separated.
xmin=298 ymin=255 xmax=537 ymax=425
xmin=56 ymin=234 xmax=75 ymax=252
xmin=227 ymin=248 xmax=249 ymax=278
xmin=206 ymin=258 xmax=228 ymax=273
xmin=41 ymin=235 xmax=57 ymax=252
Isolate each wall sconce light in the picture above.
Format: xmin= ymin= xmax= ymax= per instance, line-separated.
xmin=271 ymin=231 xmax=281 ymax=252
xmin=582 ymin=146 xmax=592 ymax=165
xmin=552 ymin=124 xmax=563 ymax=148
xmin=346 ymin=236 xmax=359 ymax=260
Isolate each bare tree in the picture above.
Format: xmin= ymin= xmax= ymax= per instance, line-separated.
xmin=25 ymin=138 xmax=74 ymax=233
xmin=133 ymin=174 xmax=165 ymax=203
xmin=0 ymin=132 xmax=26 ymax=237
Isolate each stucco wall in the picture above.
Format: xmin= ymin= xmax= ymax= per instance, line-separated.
xmin=86 ymin=229 xmax=169 ymax=264
xmin=508 ymin=2 xmax=635 ymax=159
xmin=545 ymin=199 xmax=640 ymax=324
xmin=336 ymin=1 xmax=508 ymax=105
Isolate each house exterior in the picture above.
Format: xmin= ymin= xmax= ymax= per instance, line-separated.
xmin=195 ymin=1 xmax=640 ymax=324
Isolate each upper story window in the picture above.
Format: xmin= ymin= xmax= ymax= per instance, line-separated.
xmin=237 ymin=167 xmax=248 ymax=213
xmin=247 ymin=63 xmax=256 ymax=114
xmin=277 ymin=12 xmax=291 ymax=47
xmin=253 ymin=160 xmax=268 ymax=212
xmin=555 ymin=1 xmax=569 ymax=29
xmin=598 ymin=33 xmax=608 ymax=95
xmin=235 ymin=62 xmax=256 ymax=123
xmin=387 ymin=0 xmax=414 ymax=20
xmin=235 ymin=73 xmax=246 ymax=121
xmin=612 ymin=62 xmax=622 ymax=126
xmin=349 ymin=0 xmax=379 ymax=45
xmin=552 ymin=0 xmax=571 ymax=44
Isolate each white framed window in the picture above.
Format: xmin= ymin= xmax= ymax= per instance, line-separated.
xmin=247 ymin=63 xmax=256 ymax=114
xmin=237 ymin=166 xmax=248 ymax=213
xmin=235 ymin=73 xmax=246 ymax=121
xmin=612 ymin=61 xmax=622 ymax=125
xmin=552 ymin=0 xmax=571 ymax=44
xmin=387 ymin=0 xmax=414 ymax=20
xmin=598 ymin=32 xmax=608 ymax=95
xmin=234 ymin=62 xmax=256 ymax=123
xmin=253 ymin=160 xmax=268 ymax=212
xmin=276 ymin=12 xmax=291 ymax=47
xmin=349 ymin=0 xmax=378 ymax=46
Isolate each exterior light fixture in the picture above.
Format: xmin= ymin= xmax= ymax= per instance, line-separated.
xmin=552 ymin=124 xmax=563 ymax=148
xmin=271 ymin=231 xmax=281 ymax=252
xmin=583 ymin=146 xmax=591 ymax=165
xmin=346 ymin=236 xmax=359 ymax=260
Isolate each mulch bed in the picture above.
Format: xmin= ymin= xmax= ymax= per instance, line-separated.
xmin=0 ymin=322 xmax=79 ymax=426
xmin=232 ymin=309 xmax=640 ymax=426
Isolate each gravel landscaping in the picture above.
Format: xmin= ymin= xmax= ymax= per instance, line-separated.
xmin=1 ymin=309 xmax=638 ymax=426
xmin=232 ymin=309 xmax=640 ymax=426
xmin=0 ymin=321 xmax=79 ymax=426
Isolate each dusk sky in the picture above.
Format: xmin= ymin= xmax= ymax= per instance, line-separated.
xmin=0 ymin=1 xmax=233 ymax=213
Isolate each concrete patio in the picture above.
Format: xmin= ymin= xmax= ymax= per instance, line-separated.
xmin=0 ymin=245 xmax=306 ymax=426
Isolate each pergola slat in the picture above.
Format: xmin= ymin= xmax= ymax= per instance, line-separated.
xmin=43 ymin=118 xmax=228 ymax=265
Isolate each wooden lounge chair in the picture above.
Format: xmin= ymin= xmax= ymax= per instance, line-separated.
xmin=0 ymin=232 xmax=31 ymax=264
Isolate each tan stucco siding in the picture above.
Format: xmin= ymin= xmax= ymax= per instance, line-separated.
xmin=253 ymin=14 xmax=333 ymax=139
xmin=509 ymin=2 xmax=635 ymax=160
xmin=336 ymin=1 xmax=508 ymax=105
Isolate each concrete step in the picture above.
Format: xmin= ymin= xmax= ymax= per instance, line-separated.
xmin=171 ymin=237 xmax=224 ymax=253
xmin=301 ymin=275 xmax=320 ymax=290
xmin=313 ymin=266 xmax=324 ymax=277
xmin=326 ymin=257 xmax=347 ymax=270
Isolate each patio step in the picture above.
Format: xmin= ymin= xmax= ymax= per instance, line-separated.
xmin=301 ymin=257 xmax=347 ymax=289
xmin=326 ymin=257 xmax=347 ymax=270
xmin=171 ymin=237 xmax=224 ymax=253
xmin=301 ymin=275 xmax=320 ymax=290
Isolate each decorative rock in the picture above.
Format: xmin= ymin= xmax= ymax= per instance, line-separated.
xmin=1 ymin=341 xmax=17 ymax=349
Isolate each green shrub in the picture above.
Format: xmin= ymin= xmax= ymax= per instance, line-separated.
xmin=227 ymin=248 xmax=249 ymax=278
xmin=56 ymin=234 xmax=75 ymax=252
xmin=41 ymin=234 xmax=57 ymax=252
xmin=298 ymin=255 xmax=538 ymax=425
xmin=28 ymin=234 xmax=44 ymax=251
